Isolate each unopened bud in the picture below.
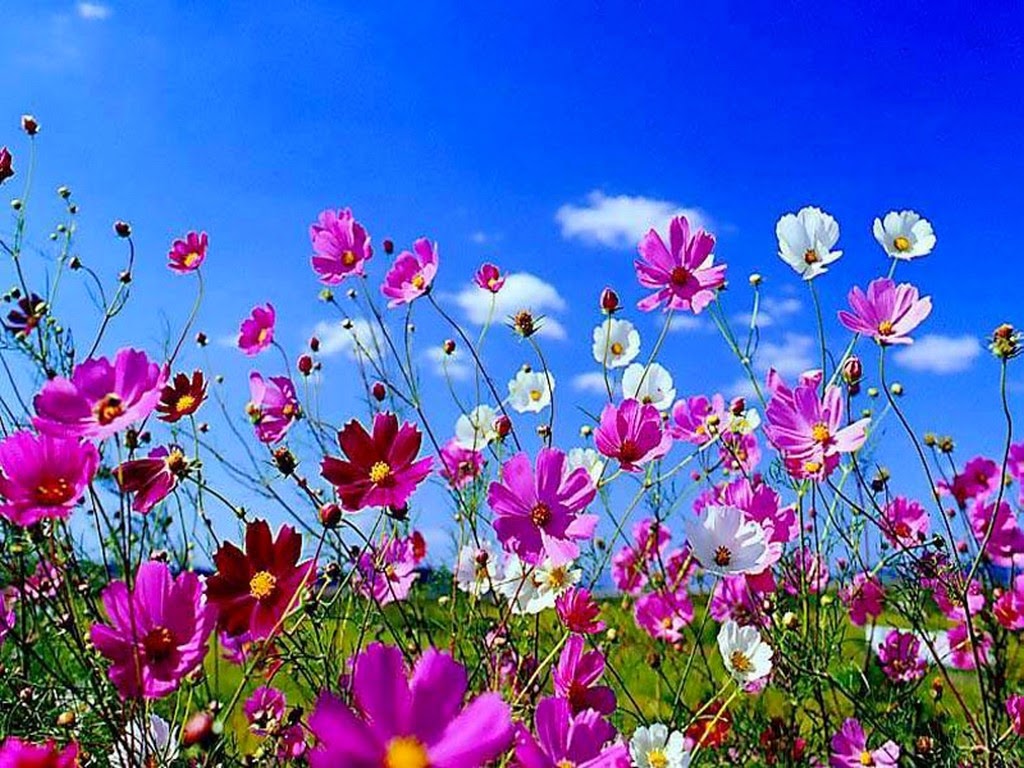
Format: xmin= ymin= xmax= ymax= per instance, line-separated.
xmin=494 ymin=415 xmax=512 ymax=439
xmin=114 ymin=220 xmax=132 ymax=238
xmin=443 ymin=339 xmax=456 ymax=355
xmin=297 ymin=354 xmax=314 ymax=376
xmin=371 ymin=381 xmax=386 ymax=402
xmin=600 ymin=287 xmax=620 ymax=314
xmin=383 ymin=238 xmax=394 ymax=255
xmin=319 ymin=503 xmax=342 ymax=528
xmin=21 ymin=115 xmax=39 ymax=136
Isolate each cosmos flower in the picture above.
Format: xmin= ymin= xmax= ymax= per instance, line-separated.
xmin=995 ymin=574 xmax=1024 ymax=631
xmin=669 ymin=394 xmax=729 ymax=445
xmin=381 ymin=237 xmax=439 ymax=307
xmin=321 ymin=412 xmax=433 ymax=512
xmin=553 ymin=635 xmax=616 ymax=715
xmin=108 ymin=715 xmax=179 ymax=768
xmin=155 ymin=370 xmax=207 ymax=423
xmin=91 ymin=561 xmax=215 ymax=700
xmin=454 ymin=542 xmax=504 ymax=597
xmin=837 ymin=278 xmax=932 ymax=345
xmin=775 ymin=206 xmax=842 ymax=280
xmin=594 ymin=398 xmax=673 ymax=472
xmin=629 ymin=724 xmax=691 ymax=768
xmin=881 ymin=496 xmax=930 ymax=549
xmin=308 ymin=643 xmax=513 ymax=768
xmin=0 ymin=431 xmax=98 ymax=527
xmin=946 ymin=621 xmax=992 ymax=670
xmin=1007 ymin=695 xmax=1024 ymax=736
xmin=0 ymin=147 xmax=13 ymax=185
xmin=238 ymin=303 xmax=276 ymax=356
xmin=245 ymin=686 xmax=287 ymax=736
xmin=488 ymin=448 xmax=597 ymax=566
xmin=0 ymin=738 xmax=79 ymax=767
xmin=717 ymin=619 xmax=773 ymax=685
xmin=565 ymin=447 xmax=605 ymax=485
xmin=454 ymin=404 xmax=500 ymax=450
xmin=783 ymin=550 xmax=831 ymax=595
xmin=514 ymin=696 xmax=629 ymax=768
xmin=508 ymin=370 xmax=554 ymax=414
xmin=4 ymin=293 xmax=45 ymax=337
xmin=22 ymin=560 xmax=62 ymax=602
xmin=114 ymin=446 xmax=188 ymax=514
xmin=497 ymin=555 xmax=581 ymax=615
xmin=439 ymin=439 xmax=485 ymax=489
xmin=969 ymin=500 xmax=1024 ymax=567
xmin=873 ymin=210 xmax=936 ymax=260
xmin=33 ymin=348 xmax=167 ymax=440
xmin=309 ymin=208 xmax=373 ymax=284
xmin=167 ymin=231 xmax=208 ymax=273
xmin=555 ymin=587 xmax=605 ymax=635
xmin=206 ymin=520 xmax=316 ymax=640
xmin=842 ymin=572 xmax=885 ymax=627
xmin=474 ymin=262 xmax=505 ymax=293
xmin=621 ymin=362 xmax=675 ymax=411
xmin=939 ymin=456 xmax=1002 ymax=508
xmin=247 ymin=372 xmax=300 ymax=443
xmin=877 ymin=629 xmax=927 ymax=684
xmin=684 ymin=505 xmax=769 ymax=577
xmin=634 ymin=214 xmax=726 ymax=314
xmin=634 ymin=591 xmax=693 ymax=644
xmin=354 ymin=532 xmax=423 ymax=605
xmin=829 ymin=719 xmax=899 ymax=768
xmin=592 ymin=318 xmax=641 ymax=368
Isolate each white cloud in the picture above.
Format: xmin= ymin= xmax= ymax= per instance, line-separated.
xmin=451 ymin=272 xmax=567 ymax=341
xmin=555 ymin=190 xmax=707 ymax=249
xmin=757 ymin=333 xmax=816 ymax=377
xmin=312 ymin=319 xmax=382 ymax=362
xmin=424 ymin=347 xmax=471 ymax=381
xmin=726 ymin=376 xmax=760 ymax=401
xmin=893 ymin=334 xmax=981 ymax=374
xmin=572 ymin=372 xmax=610 ymax=394
xmin=667 ymin=314 xmax=708 ymax=333
xmin=736 ymin=296 xmax=803 ymax=328
xmin=77 ymin=2 xmax=112 ymax=19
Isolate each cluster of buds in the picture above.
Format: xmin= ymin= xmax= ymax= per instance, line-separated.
xmin=990 ymin=323 xmax=1022 ymax=360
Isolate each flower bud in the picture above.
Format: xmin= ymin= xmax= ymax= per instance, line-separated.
xmin=729 ymin=397 xmax=745 ymax=416
xmin=272 ymin=446 xmax=297 ymax=476
xmin=383 ymin=238 xmax=395 ymax=255
xmin=195 ymin=332 xmax=208 ymax=346
xmin=494 ymin=415 xmax=512 ymax=439
xmin=841 ymin=356 xmax=863 ymax=386
xmin=371 ymin=381 xmax=386 ymax=402
xmin=600 ymin=287 xmax=620 ymax=314
xmin=890 ymin=382 xmax=904 ymax=396
xmin=319 ymin=503 xmax=342 ymax=529
xmin=748 ymin=273 xmax=763 ymax=287
xmin=309 ymin=335 xmax=320 ymax=352
xmin=20 ymin=115 xmax=39 ymax=136
xmin=57 ymin=186 xmax=70 ymax=199
xmin=443 ymin=339 xmax=456 ymax=355
xmin=182 ymin=711 xmax=216 ymax=748
xmin=297 ymin=354 xmax=314 ymax=376
xmin=113 ymin=220 xmax=132 ymax=238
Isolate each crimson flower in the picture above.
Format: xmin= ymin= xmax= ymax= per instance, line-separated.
xmin=155 ymin=370 xmax=207 ymax=423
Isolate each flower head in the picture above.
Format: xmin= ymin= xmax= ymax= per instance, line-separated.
xmin=595 ymin=398 xmax=673 ymax=472
xmin=556 ymin=587 xmax=605 ymax=635
xmin=247 ymin=372 xmax=300 ymax=443
xmin=630 ymin=724 xmax=691 ymax=768
xmin=685 ymin=505 xmax=768 ymax=577
xmin=454 ymin=404 xmax=500 ymax=450
xmin=309 ymin=208 xmax=373 ymax=284
xmin=717 ymin=619 xmax=772 ymax=685
xmin=553 ymin=635 xmax=616 ymax=715
xmin=108 ymin=715 xmax=178 ymax=768
xmin=496 ymin=555 xmax=580 ymax=615
xmin=4 ymin=293 xmax=45 ymax=337
xmin=156 ymin=370 xmax=207 ymax=423
xmin=634 ymin=215 xmax=726 ymax=313
xmin=1007 ymin=695 xmax=1024 ymax=736
xmin=0 ymin=431 xmax=98 ymax=527
xmin=634 ymin=591 xmax=693 ymax=643
xmin=622 ymin=362 xmax=675 ymax=411
xmin=382 ymin=238 xmax=439 ymax=307
xmin=842 ymin=572 xmax=885 ymax=627
xmin=354 ymin=532 xmax=422 ymax=605
xmin=829 ymin=718 xmax=899 ymax=768
xmin=592 ymin=319 xmax=641 ymax=369
xmin=114 ymin=445 xmax=189 ymax=514
xmin=238 ymin=303 xmax=276 ymax=356
xmin=454 ymin=542 xmax=504 ymax=597
xmin=439 ymin=439 xmax=484 ymax=489
xmin=514 ymin=696 xmax=629 ymax=768
xmin=474 ymin=262 xmax=505 ymax=293
xmin=776 ymin=206 xmax=841 ymax=280
xmin=669 ymin=394 xmax=728 ymax=445
xmin=245 ymin=686 xmax=287 ymax=736
xmin=0 ymin=147 xmax=13 ymax=185
xmin=508 ymin=370 xmax=554 ymax=414
xmin=873 ymin=210 xmax=935 ymax=260
xmin=877 ymin=629 xmax=927 ymax=684
xmin=167 ymin=231 xmax=208 ymax=273
xmin=838 ymin=278 xmax=932 ymax=345
xmin=881 ymin=496 xmax=929 ymax=549
xmin=0 ymin=738 xmax=79 ymax=767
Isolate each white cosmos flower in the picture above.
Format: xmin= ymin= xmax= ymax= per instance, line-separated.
xmin=566 ymin=447 xmax=605 ymax=485
xmin=454 ymin=404 xmax=499 ymax=449
xmin=454 ymin=542 xmax=504 ymax=596
xmin=622 ymin=362 xmax=675 ymax=411
xmin=718 ymin=619 xmax=773 ymax=685
xmin=629 ymin=723 xmax=691 ymax=768
xmin=592 ymin=318 xmax=641 ymax=369
xmin=873 ymin=210 xmax=936 ymax=260
xmin=508 ymin=370 xmax=554 ymax=413
xmin=496 ymin=555 xmax=580 ymax=614
xmin=109 ymin=714 xmax=178 ymax=768
xmin=684 ymin=504 xmax=768 ymax=576
xmin=775 ymin=206 xmax=842 ymax=280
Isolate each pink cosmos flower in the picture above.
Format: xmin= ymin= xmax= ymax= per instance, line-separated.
xmin=354 ymin=533 xmax=422 ymax=605
xmin=877 ymin=629 xmax=927 ymax=683
xmin=1007 ymin=695 xmax=1024 ymax=736
xmin=881 ymin=496 xmax=929 ymax=549
xmin=0 ymin=738 xmax=79 ymax=767
xmin=321 ymin=412 xmax=434 ymax=512
xmin=995 ymin=575 xmax=1024 ymax=631
xmin=784 ymin=550 xmax=830 ymax=595
xmin=634 ymin=590 xmax=693 ymax=643
xmin=308 ymin=643 xmax=513 ymax=768
xmin=309 ymin=208 xmax=373 ymax=284
xmin=719 ymin=430 xmax=760 ymax=474
xmin=611 ymin=546 xmax=647 ymax=595
xmin=947 ymin=621 xmax=991 ymax=670
xmin=829 ymin=719 xmax=899 ymax=768
xmin=515 ymin=696 xmax=629 ymax=768
xmin=381 ymin=238 xmax=439 ymax=307
xmin=594 ymin=399 xmax=672 ymax=472
xmin=474 ymin=263 xmax=505 ymax=293
xmin=439 ymin=439 xmax=484 ymax=489
xmin=764 ymin=368 xmax=869 ymax=481
xmin=91 ymin=561 xmax=215 ymax=700
xmin=0 ymin=147 xmax=13 ymax=186
xmin=488 ymin=448 xmax=598 ymax=566
xmin=842 ymin=572 xmax=884 ymax=627
xmin=932 ymin=576 xmax=984 ymax=621
xmin=167 ymin=231 xmax=208 ymax=273
xmin=245 ymin=686 xmax=287 ymax=735
xmin=939 ymin=457 xmax=1002 ymax=508
xmin=238 ymin=303 xmax=276 ymax=356
xmin=709 ymin=574 xmax=765 ymax=626
xmin=247 ymin=373 xmax=300 ymax=443
xmin=0 ymin=589 xmax=16 ymax=648
xmin=669 ymin=393 xmax=728 ymax=445
xmin=278 ymin=725 xmax=308 ymax=760
xmin=969 ymin=500 xmax=1024 ymax=567
xmin=553 ymin=635 xmax=616 ymax=716
xmin=719 ymin=477 xmax=798 ymax=546
xmin=114 ymin=446 xmax=187 ymax=514
xmin=33 ymin=348 xmax=167 ymax=440
xmin=634 ymin=215 xmax=726 ymax=314
xmin=0 ymin=431 xmax=98 ymax=527
xmin=556 ymin=587 xmax=605 ymax=635
xmin=837 ymin=277 xmax=932 ymax=345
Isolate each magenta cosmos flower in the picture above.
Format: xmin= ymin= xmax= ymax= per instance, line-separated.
xmin=1007 ymin=695 xmax=1024 ymax=736
xmin=91 ymin=561 xmax=214 ymax=700
xmin=842 ymin=572 xmax=884 ymax=627
xmin=553 ymin=635 xmax=616 ymax=715
xmin=439 ymin=439 xmax=484 ymax=489
xmin=114 ymin=446 xmax=187 ymax=514
xmin=488 ymin=448 xmax=598 ymax=566
xmin=308 ymin=642 xmax=513 ymax=768
xmin=33 ymin=348 xmax=167 ymax=440
xmin=764 ymin=368 xmax=869 ymax=481
xmin=556 ymin=587 xmax=605 ymax=635
xmin=0 ymin=738 xmax=79 ymax=767
xmin=634 ymin=590 xmax=693 ymax=643
xmin=515 ymin=696 xmax=629 ymax=768
xmin=0 ymin=431 xmax=98 ymax=527
xmin=474 ymin=262 xmax=505 ymax=293
xmin=167 ymin=230 xmax=208 ymax=274
xmin=838 ymin=277 xmax=932 ymax=345
xmin=381 ymin=238 xmax=439 ymax=307
xmin=829 ymin=719 xmax=899 ymax=768
xmin=634 ymin=214 xmax=726 ymax=314
xmin=238 ymin=303 xmax=276 ymax=356
xmin=881 ymin=496 xmax=929 ymax=548
xmin=594 ymin=399 xmax=672 ymax=472
xmin=245 ymin=686 xmax=287 ymax=735
xmin=970 ymin=500 xmax=1024 ymax=567
xmin=309 ymin=207 xmax=373 ymax=284
xmin=669 ymin=393 xmax=728 ymax=445
xmin=877 ymin=629 xmax=927 ymax=684
xmin=321 ymin=412 xmax=433 ymax=512
xmin=355 ymin=532 xmax=423 ymax=606
xmin=247 ymin=372 xmax=300 ymax=443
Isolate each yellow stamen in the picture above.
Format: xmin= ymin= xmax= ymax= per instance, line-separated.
xmin=529 ymin=389 xmax=543 ymax=402
xmin=35 ymin=477 xmax=73 ymax=505
xmin=249 ymin=570 xmax=277 ymax=600
xmin=385 ymin=737 xmax=429 ymax=768
xmin=342 ymin=250 xmax=357 ymax=266
xmin=730 ymin=650 xmax=753 ymax=673
xmin=811 ymin=422 xmax=830 ymax=443
xmin=369 ymin=461 xmax=392 ymax=484
xmin=648 ymin=749 xmax=669 ymax=768
xmin=175 ymin=393 xmax=196 ymax=413
xmin=411 ymin=274 xmax=426 ymax=289
xmin=878 ymin=320 xmax=894 ymax=336
xmin=859 ymin=751 xmax=875 ymax=766
xmin=893 ymin=236 xmax=911 ymax=252
xmin=94 ymin=393 xmax=125 ymax=425
xmin=183 ymin=251 xmax=201 ymax=267
xmin=610 ymin=341 xmax=624 ymax=355
xmin=803 ymin=460 xmax=823 ymax=474
xmin=714 ymin=546 xmax=732 ymax=567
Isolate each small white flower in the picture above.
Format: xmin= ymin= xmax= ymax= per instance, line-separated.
xmin=496 ymin=555 xmax=580 ymax=614
xmin=454 ymin=542 xmax=504 ymax=596
xmin=592 ymin=318 xmax=641 ymax=369
xmin=629 ymin=723 xmax=691 ymax=768
xmin=109 ymin=714 xmax=179 ymax=768
xmin=566 ymin=447 xmax=605 ymax=485
xmin=622 ymin=362 xmax=675 ymax=411
xmin=873 ymin=209 xmax=936 ymax=260
xmin=454 ymin=404 xmax=499 ymax=449
xmin=718 ymin=619 xmax=773 ymax=685
xmin=508 ymin=370 xmax=554 ymax=414
xmin=775 ymin=206 xmax=842 ymax=280
xmin=684 ymin=505 xmax=768 ymax=576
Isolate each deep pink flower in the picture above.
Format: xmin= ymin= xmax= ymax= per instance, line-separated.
xmin=718 ymin=477 xmax=798 ymax=546
xmin=764 ymin=368 xmax=869 ymax=481
xmin=515 ymin=696 xmax=628 ymax=768
xmin=91 ymin=561 xmax=215 ymax=700
xmin=309 ymin=208 xmax=373 ymax=284
xmin=1010 ymin=442 xmax=1024 ymax=482
xmin=881 ymin=496 xmax=929 ymax=549
xmin=970 ymin=500 xmax=1024 ymax=567
xmin=0 ymin=589 xmax=16 ymax=648
xmin=947 ymin=621 xmax=991 ymax=670
xmin=634 ymin=590 xmax=693 ymax=643
xmin=0 ymin=738 xmax=79 ymax=767
xmin=0 ymin=431 xmax=98 ymax=527
xmin=932 ymin=576 xmax=984 ymax=621
xmin=784 ymin=550 xmax=830 ymax=595
xmin=381 ymin=238 xmax=438 ymax=307
xmin=842 ymin=572 xmax=884 ymax=627
xmin=474 ymin=263 xmax=505 ymax=293
xmin=829 ymin=719 xmax=899 ymax=768
xmin=877 ymin=629 xmax=927 ymax=683
xmin=114 ymin=446 xmax=188 ymax=514
xmin=634 ymin=215 xmax=726 ymax=314
xmin=553 ymin=635 xmax=616 ymax=716
xmin=321 ymin=412 xmax=434 ymax=512
xmin=594 ymin=399 xmax=672 ymax=472
xmin=308 ymin=643 xmax=513 ymax=768
xmin=556 ymin=587 xmax=605 ymax=635
xmin=995 ymin=575 xmax=1024 ymax=631
xmin=0 ymin=147 xmax=13 ymax=186
xmin=1007 ymin=695 xmax=1024 ymax=736
xmin=488 ymin=448 xmax=597 ymax=566
xmin=611 ymin=546 xmax=647 ymax=595
xmin=247 ymin=373 xmax=300 ymax=443
xmin=719 ymin=430 xmax=760 ymax=474
xmin=837 ymin=277 xmax=932 ymax=345
xmin=33 ymin=348 xmax=167 ymax=440
xmin=439 ymin=439 xmax=484 ymax=489
xmin=939 ymin=456 xmax=1002 ymax=508
xmin=245 ymin=686 xmax=287 ymax=735
xmin=669 ymin=393 xmax=728 ymax=445
xmin=238 ymin=303 xmax=276 ymax=356
xmin=167 ymin=231 xmax=208 ymax=273
xmin=278 ymin=725 xmax=308 ymax=760
xmin=709 ymin=574 xmax=764 ymax=626
xmin=354 ymin=533 xmax=421 ymax=605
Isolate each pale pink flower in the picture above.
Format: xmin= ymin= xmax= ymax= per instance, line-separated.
xmin=837 ymin=277 xmax=932 ymax=345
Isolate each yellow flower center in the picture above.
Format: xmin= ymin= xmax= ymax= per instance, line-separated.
xmin=529 ymin=389 xmax=543 ymax=402
xmin=249 ymin=570 xmax=277 ymax=600
xmin=877 ymin=320 xmax=894 ymax=336
xmin=342 ymin=250 xmax=357 ymax=266
xmin=714 ymin=546 xmax=732 ymax=567
xmin=175 ymin=393 xmax=196 ymax=413
xmin=859 ymin=751 xmax=875 ymax=766
xmin=411 ymin=274 xmax=426 ymax=289
xmin=610 ymin=341 xmax=624 ymax=355
xmin=811 ymin=422 xmax=831 ymax=443
xmin=544 ymin=566 xmax=569 ymax=589
xmin=94 ymin=393 xmax=125 ymax=425
xmin=183 ymin=251 xmax=201 ymax=266
xmin=35 ymin=477 xmax=73 ymax=506
xmin=530 ymin=502 xmax=552 ymax=527
xmin=648 ymin=749 xmax=669 ymax=768
xmin=257 ymin=328 xmax=269 ymax=344
xmin=166 ymin=449 xmax=187 ymax=475
xmin=730 ymin=650 xmax=754 ymax=673
xmin=893 ymin=235 xmax=911 ymax=252
xmin=369 ymin=461 xmax=392 ymax=484
xmin=384 ymin=736 xmax=429 ymax=768
xmin=803 ymin=460 xmax=823 ymax=474
xmin=803 ymin=248 xmax=820 ymax=264
xmin=487 ymin=276 xmax=500 ymax=288
xmin=282 ymin=403 xmax=296 ymax=418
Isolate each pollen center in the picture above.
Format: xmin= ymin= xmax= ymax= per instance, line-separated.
xmin=342 ymin=250 xmax=357 ymax=266
xmin=183 ymin=251 xmax=201 ymax=266
xmin=859 ymin=751 xmax=875 ymax=766
xmin=610 ymin=341 xmax=624 ymax=355
xmin=893 ymin=235 xmax=911 ymax=252
xmin=648 ymin=749 xmax=669 ymax=768
xmin=175 ymin=393 xmax=196 ymax=413
xmin=730 ymin=650 xmax=754 ymax=673
xmin=530 ymin=501 xmax=552 ymax=527
xmin=94 ymin=393 xmax=125 ymax=425
xmin=142 ymin=626 xmax=175 ymax=662
xmin=803 ymin=248 xmax=819 ymax=264
xmin=811 ymin=422 xmax=831 ymax=443
xmin=529 ymin=389 xmax=543 ymax=402
xmin=35 ymin=477 xmax=74 ymax=506
xmin=877 ymin=320 xmax=894 ymax=336
xmin=369 ymin=461 xmax=392 ymax=484
xmin=384 ymin=736 xmax=429 ymax=768
xmin=714 ymin=545 xmax=732 ymax=567
xmin=803 ymin=460 xmax=823 ymax=474
xmin=411 ymin=274 xmax=426 ymax=289
xmin=670 ymin=266 xmax=692 ymax=286
xmin=249 ymin=570 xmax=278 ymax=600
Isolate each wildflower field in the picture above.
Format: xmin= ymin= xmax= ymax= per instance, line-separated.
xmin=1 ymin=109 xmax=1023 ymax=768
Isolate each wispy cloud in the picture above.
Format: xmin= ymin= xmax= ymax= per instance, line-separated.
xmin=735 ymin=296 xmax=802 ymax=328
xmin=756 ymin=332 xmax=816 ymax=377
xmin=555 ymin=190 xmax=707 ymax=249
xmin=451 ymin=272 xmax=567 ymax=341
xmin=311 ymin=319 xmax=382 ymax=362
xmin=667 ymin=314 xmax=708 ymax=333
xmin=893 ymin=334 xmax=981 ymax=374
xmin=424 ymin=347 xmax=472 ymax=381
xmin=572 ymin=372 xmax=609 ymax=394
xmin=77 ymin=2 xmax=112 ymax=20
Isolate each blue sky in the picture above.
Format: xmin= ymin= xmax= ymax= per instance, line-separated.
xmin=3 ymin=2 xmax=1022 ymax=558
